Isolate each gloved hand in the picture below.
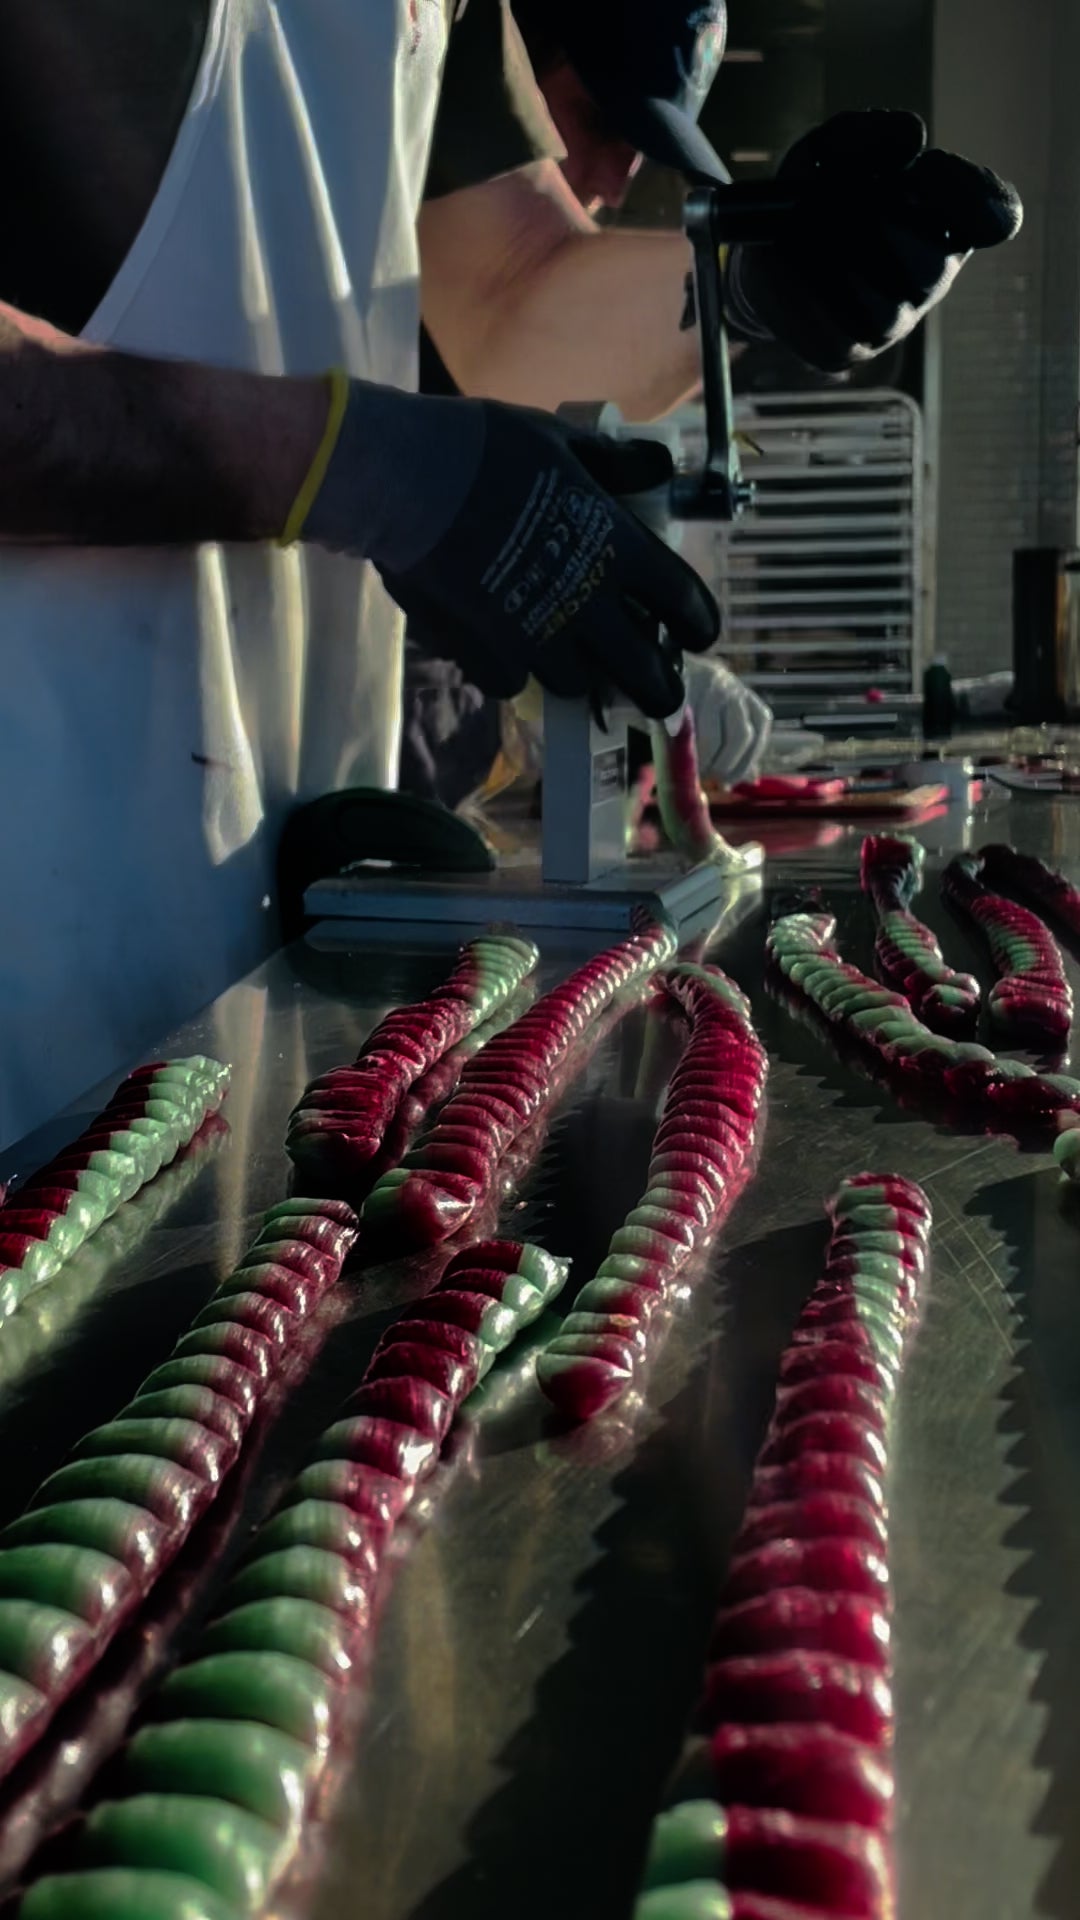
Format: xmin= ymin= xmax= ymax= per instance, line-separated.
xmin=725 ymin=109 xmax=1023 ymax=373
xmin=682 ymin=653 xmax=772 ymax=786
xmin=297 ymin=379 xmax=719 ymax=720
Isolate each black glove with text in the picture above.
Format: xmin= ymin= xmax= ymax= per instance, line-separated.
xmin=725 ymin=109 xmax=1023 ymax=373
xmin=300 ymin=382 xmax=719 ymax=720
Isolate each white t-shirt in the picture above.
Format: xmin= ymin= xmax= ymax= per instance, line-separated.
xmin=0 ymin=0 xmax=446 ymax=1145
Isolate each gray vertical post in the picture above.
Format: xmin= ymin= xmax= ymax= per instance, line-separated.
xmin=541 ymin=692 xmax=633 ymax=885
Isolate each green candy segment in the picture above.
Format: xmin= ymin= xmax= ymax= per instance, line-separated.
xmin=2 ymin=1499 xmax=168 ymax=1573
xmin=198 ymin=1600 xmax=352 ymax=1677
xmin=21 ymin=1867 xmax=241 ymax=1920
xmin=1055 ymin=1127 xmax=1080 ymax=1171
xmin=0 ymin=1545 xmax=130 ymax=1625
xmin=634 ymin=1886 xmax=732 ymax=1920
xmin=80 ymin=1798 xmax=286 ymax=1909
xmin=155 ymin=1654 xmax=337 ymax=1751
xmin=0 ymin=1600 xmax=91 ymax=1688
xmin=28 ymin=1240 xmax=568 ymax=1918
xmin=122 ymin=1721 xmax=315 ymax=1832
xmin=640 ymin=1802 xmax=727 ymax=1890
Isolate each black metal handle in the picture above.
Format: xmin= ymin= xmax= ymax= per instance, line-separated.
xmin=672 ymin=182 xmax=799 ymax=524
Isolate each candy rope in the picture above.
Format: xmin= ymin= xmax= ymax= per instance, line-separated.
xmin=537 ymin=963 xmax=767 ymax=1420
xmin=0 ymin=1197 xmax=357 ymax=1783
xmin=942 ymin=853 xmax=1072 ymax=1049
xmin=363 ymin=982 xmax=536 ymax=1179
xmin=0 ymin=1117 xmax=226 ymax=1403
xmin=0 ymin=1059 xmax=230 ymax=1321
xmin=978 ymin=841 xmax=1080 ymax=945
xmin=768 ymin=911 xmax=1080 ymax=1131
xmin=634 ymin=1172 xmax=930 ymax=1920
xmin=362 ymin=917 xmax=677 ymax=1251
xmin=18 ymin=1240 xmax=567 ymax=1920
xmin=860 ymin=834 xmax=980 ymax=1037
xmin=649 ymin=711 xmax=762 ymax=872
xmin=286 ymin=934 xmax=538 ymax=1193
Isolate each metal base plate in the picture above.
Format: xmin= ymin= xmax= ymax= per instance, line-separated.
xmin=304 ymin=853 xmax=761 ymax=939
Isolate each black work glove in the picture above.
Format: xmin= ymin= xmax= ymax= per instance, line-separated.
xmin=725 ymin=109 xmax=1023 ymax=373
xmin=301 ymin=383 xmax=719 ymax=720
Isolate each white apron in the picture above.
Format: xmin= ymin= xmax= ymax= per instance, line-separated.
xmin=0 ymin=0 xmax=447 ymax=1148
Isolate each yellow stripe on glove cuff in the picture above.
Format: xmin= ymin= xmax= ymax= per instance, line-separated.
xmin=278 ymin=366 xmax=351 ymax=547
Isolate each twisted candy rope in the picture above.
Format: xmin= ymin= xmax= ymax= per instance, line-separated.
xmin=0 ymin=1059 xmax=229 ymax=1320
xmin=0 ymin=1197 xmax=358 ymax=1783
xmin=768 ymin=912 xmax=1080 ymax=1130
xmin=942 ymin=854 xmax=1072 ymax=1049
xmin=860 ymin=835 xmax=980 ymax=1037
xmin=286 ymin=933 xmax=538 ymax=1193
xmin=18 ymin=1240 xmax=568 ymax=1920
xmin=370 ymin=982 xmax=536 ymax=1175
xmin=634 ymin=1172 xmax=929 ymax=1920
xmin=537 ymin=964 xmax=767 ymax=1421
xmin=649 ymin=710 xmax=762 ymax=872
xmin=0 ymin=1116 xmax=227 ymax=1403
xmin=362 ymin=917 xmax=677 ymax=1251
xmin=978 ymin=842 xmax=1080 ymax=945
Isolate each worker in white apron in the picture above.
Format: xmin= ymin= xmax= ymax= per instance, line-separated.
xmin=0 ymin=0 xmax=1020 ymax=1148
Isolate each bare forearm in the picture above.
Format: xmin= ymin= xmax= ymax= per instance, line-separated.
xmin=0 ymin=304 xmax=327 ymax=544
xmin=465 ymin=227 xmax=702 ymax=420
xmin=420 ymin=166 xmax=719 ymax=422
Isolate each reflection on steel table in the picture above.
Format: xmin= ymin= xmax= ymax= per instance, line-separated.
xmin=1 ymin=793 xmax=1080 ymax=1919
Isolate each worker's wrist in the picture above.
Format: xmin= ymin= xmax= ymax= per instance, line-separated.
xmin=296 ymin=379 xmax=487 ymax=569
xmin=231 ymin=374 xmax=336 ymax=541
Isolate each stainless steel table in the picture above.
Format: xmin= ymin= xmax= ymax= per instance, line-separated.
xmin=3 ymin=788 xmax=1080 ymax=1920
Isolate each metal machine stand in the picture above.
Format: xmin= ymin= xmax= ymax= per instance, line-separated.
xmin=307 ymin=182 xmax=794 ymax=942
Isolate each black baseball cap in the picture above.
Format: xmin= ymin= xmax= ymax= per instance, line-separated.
xmin=519 ymin=0 xmax=730 ymax=185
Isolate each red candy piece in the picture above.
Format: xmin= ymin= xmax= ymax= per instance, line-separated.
xmin=723 ymin=1538 xmax=891 ymax=1607
xmin=710 ymin=1589 xmax=890 ymax=1670
xmin=313 ymin=1414 xmax=438 ymax=1484
xmin=367 ymin=1340 xmax=479 ymax=1400
xmin=702 ymin=1649 xmax=893 ymax=1746
xmin=348 ymin=1377 xmax=456 ymax=1444
xmin=723 ymin=1806 xmax=889 ymax=1917
xmin=759 ymin=1413 xmax=887 ymax=1476
xmin=749 ymin=1453 xmax=885 ymax=1515
xmin=735 ymin=1492 xmax=887 ymax=1555
xmin=773 ymin=1376 xmax=889 ymax=1435
xmin=705 ymin=1722 xmax=893 ymax=1828
xmin=778 ymin=1343 xmax=895 ymax=1394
